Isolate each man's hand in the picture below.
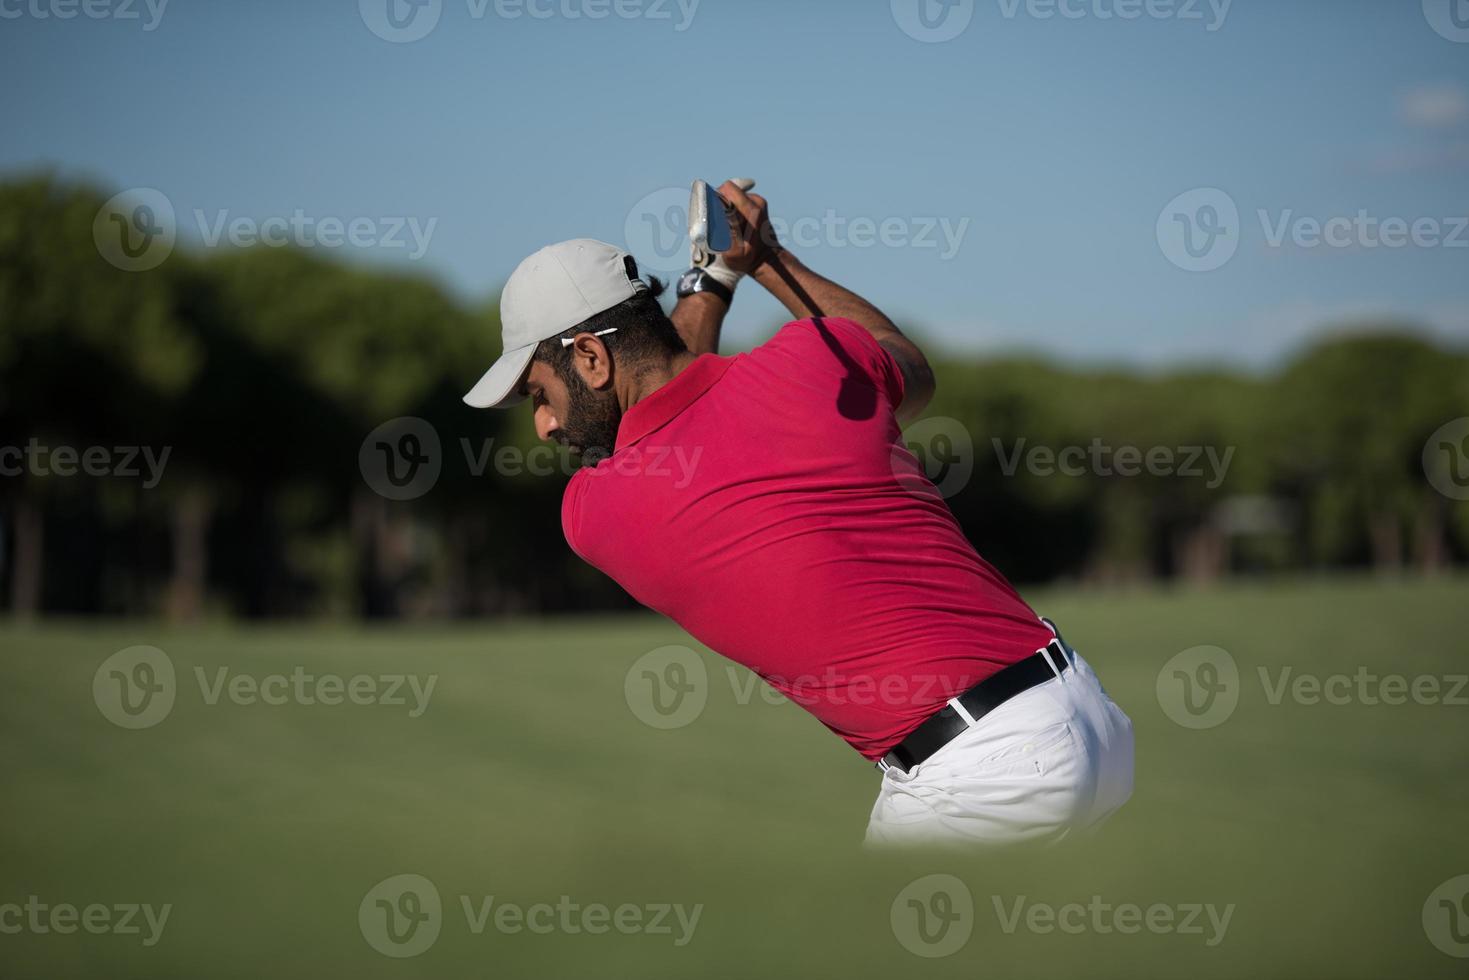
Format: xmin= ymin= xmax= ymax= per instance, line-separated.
xmin=715 ymin=180 xmax=782 ymax=275
xmin=669 ymin=177 xmax=762 ymax=357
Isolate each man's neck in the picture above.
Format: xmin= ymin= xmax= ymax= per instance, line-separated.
xmin=620 ymin=350 xmax=701 ymax=412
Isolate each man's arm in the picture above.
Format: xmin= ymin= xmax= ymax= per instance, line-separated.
xmin=717 ymin=181 xmax=937 ymax=423
xmin=669 ymin=290 xmax=730 ymax=357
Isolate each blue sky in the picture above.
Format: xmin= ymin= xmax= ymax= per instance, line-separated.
xmin=3 ymin=0 xmax=1467 ymax=368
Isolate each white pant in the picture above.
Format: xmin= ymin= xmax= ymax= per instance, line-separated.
xmin=864 ymin=651 xmax=1134 ymax=848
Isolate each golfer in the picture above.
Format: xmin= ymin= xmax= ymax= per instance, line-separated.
xmin=463 ymin=181 xmax=1134 ymax=847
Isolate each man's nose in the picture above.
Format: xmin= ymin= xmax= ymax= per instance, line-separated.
xmin=534 ymin=405 xmax=559 ymax=442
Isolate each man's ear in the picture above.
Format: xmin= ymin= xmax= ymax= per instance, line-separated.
xmin=569 ymin=334 xmax=614 ymax=391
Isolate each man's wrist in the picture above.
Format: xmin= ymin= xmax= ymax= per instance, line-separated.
xmin=676 ymin=267 xmax=734 ymax=305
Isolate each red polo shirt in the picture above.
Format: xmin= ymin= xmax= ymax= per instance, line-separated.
xmin=562 ymin=317 xmax=1053 ymax=760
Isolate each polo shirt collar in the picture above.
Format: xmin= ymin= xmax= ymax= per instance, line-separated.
xmin=614 ymin=353 xmax=732 ymax=453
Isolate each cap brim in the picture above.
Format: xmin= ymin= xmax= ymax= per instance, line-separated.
xmin=462 ymin=343 xmax=537 ymax=409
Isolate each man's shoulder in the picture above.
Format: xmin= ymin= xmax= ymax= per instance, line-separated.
xmin=752 ymin=316 xmax=885 ymax=360
xmin=561 ymin=466 xmax=603 ymax=561
xmin=747 ymin=316 xmax=904 ymax=403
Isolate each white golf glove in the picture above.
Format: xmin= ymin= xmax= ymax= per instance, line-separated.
xmin=693 ymin=178 xmax=756 ymax=292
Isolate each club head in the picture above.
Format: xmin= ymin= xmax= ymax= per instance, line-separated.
xmin=689 ymin=179 xmax=732 ymax=264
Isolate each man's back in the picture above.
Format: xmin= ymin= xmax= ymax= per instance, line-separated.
xmin=563 ymin=316 xmax=1054 ymax=759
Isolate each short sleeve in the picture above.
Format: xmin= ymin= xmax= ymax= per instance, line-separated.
xmin=560 ymin=470 xmax=592 ymax=561
xmin=792 ymin=317 xmax=907 ymax=409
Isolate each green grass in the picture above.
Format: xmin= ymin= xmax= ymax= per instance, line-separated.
xmin=2 ymin=577 xmax=1467 ymax=978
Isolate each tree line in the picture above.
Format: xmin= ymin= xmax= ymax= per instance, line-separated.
xmin=1 ymin=175 xmax=1465 ymax=620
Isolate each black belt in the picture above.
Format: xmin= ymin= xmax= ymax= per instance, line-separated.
xmin=877 ymin=621 xmax=1074 ymax=775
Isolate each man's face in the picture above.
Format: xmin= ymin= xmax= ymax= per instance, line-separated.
xmin=524 ymin=356 xmax=621 ymax=463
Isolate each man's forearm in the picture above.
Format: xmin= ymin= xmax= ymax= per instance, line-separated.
xmin=752 ymin=249 xmax=898 ymax=337
xmin=669 ymin=292 xmax=730 ymax=356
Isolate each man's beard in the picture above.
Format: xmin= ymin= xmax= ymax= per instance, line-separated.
xmin=554 ymin=372 xmax=622 ymax=467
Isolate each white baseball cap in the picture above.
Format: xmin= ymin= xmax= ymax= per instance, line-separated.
xmin=462 ymin=239 xmax=648 ymax=409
